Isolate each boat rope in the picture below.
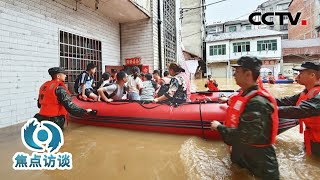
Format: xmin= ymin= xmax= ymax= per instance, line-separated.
xmin=199 ymin=101 xmax=205 ymax=139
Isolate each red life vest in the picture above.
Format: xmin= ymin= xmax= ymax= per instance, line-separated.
xmin=207 ymin=80 xmax=219 ymax=91
xmin=39 ymin=80 xmax=70 ymax=117
xmin=268 ymin=76 xmax=275 ymax=84
xmin=296 ymin=86 xmax=320 ymax=155
xmin=225 ymin=88 xmax=278 ymax=147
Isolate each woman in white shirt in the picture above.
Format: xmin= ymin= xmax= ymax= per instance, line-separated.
xmin=127 ymin=66 xmax=143 ymax=100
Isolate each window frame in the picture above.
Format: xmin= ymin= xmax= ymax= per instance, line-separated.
xmin=211 ymin=44 xmax=226 ymax=55
xmin=59 ymin=30 xmax=102 ymax=93
xmin=257 ymin=39 xmax=277 ymax=51
xmin=233 ymin=41 xmax=250 ymax=53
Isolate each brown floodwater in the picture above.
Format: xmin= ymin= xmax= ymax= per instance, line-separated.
xmin=1 ymin=78 xmax=320 ymax=180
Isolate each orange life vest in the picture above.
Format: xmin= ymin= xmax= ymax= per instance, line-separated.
xmin=207 ymin=80 xmax=219 ymax=91
xmin=296 ymin=86 xmax=320 ymax=155
xmin=268 ymin=76 xmax=275 ymax=84
xmin=39 ymin=80 xmax=70 ymax=117
xmin=225 ymin=88 xmax=278 ymax=147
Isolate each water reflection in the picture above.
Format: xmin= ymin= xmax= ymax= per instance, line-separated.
xmin=1 ymin=78 xmax=319 ymax=180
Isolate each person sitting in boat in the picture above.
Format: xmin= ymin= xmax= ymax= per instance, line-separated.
xmin=267 ymin=72 xmax=276 ymax=84
xmin=141 ymin=73 xmax=157 ymax=101
xmin=153 ymin=63 xmax=187 ymax=104
xmin=205 ymin=75 xmax=219 ymax=91
xmin=162 ymin=70 xmax=171 ymax=84
xmin=211 ymin=56 xmax=280 ymax=179
xmin=110 ymin=69 xmax=117 ymax=83
xmin=278 ymin=73 xmax=286 ymax=80
xmin=97 ymin=72 xmax=111 ymax=89
xmin=157 ymin=71 xmax=171 ymax=97
xmin=153 ymin=70 xmax=162 ymax=85
xmin=35 ymin=67 xmax=94 ymax=129
xmin=97 ymin=71 xmax=128 ymax=102
xmin=140 ymin=73 xmax=145 ymax=81
xmin=127 ymin=66 xmax=143 ymax=100
xmin=276 ymin=61 xmax=320 ymax=157
xmin=74 ymin=63 xmax=98 ymax=101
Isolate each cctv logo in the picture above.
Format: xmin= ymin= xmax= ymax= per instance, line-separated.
xmin=249 ymin=12 xmax=307 ymax=26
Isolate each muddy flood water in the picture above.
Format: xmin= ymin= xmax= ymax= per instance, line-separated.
xmin=1 ymin=78 xmax=320 ymax=180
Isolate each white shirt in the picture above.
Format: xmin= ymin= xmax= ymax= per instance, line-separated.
xmin=127 ymin=75 xmax=143 ymax=93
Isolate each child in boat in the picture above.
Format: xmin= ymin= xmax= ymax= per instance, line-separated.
xmin=141 ymin=73 xmax=157 ymax=101
xmin=110 ymin=69 xmax=117 ymax=83
xmin=97 ymin=71 xmax=128 ymax=102
xmin=97 ymin=72 xmax=111 ymax=89
xmin=140 ymin=73 xmax=145 ymax=81
xmin=75 ymin=63 xmax=98 ymax=101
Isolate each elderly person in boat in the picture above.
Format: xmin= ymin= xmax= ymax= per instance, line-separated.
xmin=153 ymin=63 xmax=187 ymax=104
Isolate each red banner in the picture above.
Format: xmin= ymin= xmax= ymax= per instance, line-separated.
xmin=125 ymin=57 xmax=141 ymax=65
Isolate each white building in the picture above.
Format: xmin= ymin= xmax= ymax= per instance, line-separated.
xmin=205 ymin=29 xmax=283 ymax=78
xmin=0 ymin=0 xmax=179 ymax=128
xmin=180 ymin=0 xmax=206 ymax=58
xmin=255 ymin=0 xmax=291 ymax=39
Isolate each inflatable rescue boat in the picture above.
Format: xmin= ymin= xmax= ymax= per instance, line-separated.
xmin=262 ymin=79 xmax=294 ymax=84
xmin=68 ymin=96 xmax=298 ymax=140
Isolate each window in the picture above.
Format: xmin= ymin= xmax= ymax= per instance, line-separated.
xmin=270 ymin=7 xmax=273 ymax=11
xmin=246 ymin=25 xmax=252 ymax=30
xmin=281 ymin=24 xmax=288 ymax=30
xmin=209 ymin=44 xmax=226 ymax=55
xmin=209 ymin=46 xmax=214 ymax=56
xmin=233 ymin=42 xmax=250 ymax=53
xmin=229 ymin=26 xmax=237 ymax=32
xmin=270 ymin=16 xmax=274 ymax=22
xmin=270 ymin=25 xmax=274 ymax=30
xmin=277 ymin=5 xmax=282 ymax=10
xmin=59 ymin=31 xmax=102 ymax=93
xmin=257 ymin=39 xmax=277 ymax=51
xmin=283 ymin=15 xmax=288 ymax=20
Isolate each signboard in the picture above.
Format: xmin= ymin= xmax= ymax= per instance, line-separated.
xmin=125 ymin=57 xmax=141 ymax=65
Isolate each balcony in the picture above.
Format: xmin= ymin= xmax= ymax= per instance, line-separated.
xmin=80 ymin=0 xmax=150 ymax=23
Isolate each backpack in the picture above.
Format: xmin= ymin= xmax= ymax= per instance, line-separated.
xmin=74 ymin=71 xmax=88 ymax=94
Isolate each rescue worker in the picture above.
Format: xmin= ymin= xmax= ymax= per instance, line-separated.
xmin=278 ymin=73 xmax=286 ymax=80
xmin=211 ymin=56 xmax=280 ymax=179
xmin=268 ymin=72 xmax=276 ymax=84
xmin=153 ymin=63 xmax=187 ymax=104
xmin=35 ymin=67 xmax=95 ymax=129
xmin=276 ymin=61 xmax=320 ymax=156
xmin=205 ymin=75 xmax=219 ymax=91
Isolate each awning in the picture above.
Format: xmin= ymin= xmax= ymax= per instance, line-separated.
xmin=79 ymin=0 xmax=150 ymax=23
